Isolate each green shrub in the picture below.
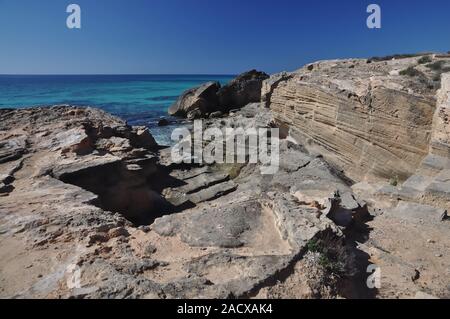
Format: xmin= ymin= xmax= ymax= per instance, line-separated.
xmin=426 ymin=61 xmax=446 ymax=70
xmin=306 ymin=233 xmax=353 ymax=277
xmin=389 ymin=175 xmax=399 ymax=187
xmin=399 ymin=66 xmax=421 ymax=77
xmin=367 ymin=53 xmax=421 ymax=63
xmin=418 ymin=56 xmax=432 ymax=64
xmin=307 ymin=238 xmax=322 ymax=253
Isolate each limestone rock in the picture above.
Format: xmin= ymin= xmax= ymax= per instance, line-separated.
xmin=3 ymin=56 xmax=450 ymax=300
xmin=430 ymin=73 xmax=450 ymax=158
xmin=168 ymin=81 xmax=221 ymax=118
xmin=132 ymin=126 xmax=157 ymax=149
xmin=217 ymin=70 xmax=269 ymax=111
xmin=0 ymin=136 xmax=26 ymax=164
xmin=267 ymin=57 xmax=448 ymax=182
xmin=261 ymin=71 xmax=292 ymax=107
xmin=168 ymin=71 xmax=269 ymax=119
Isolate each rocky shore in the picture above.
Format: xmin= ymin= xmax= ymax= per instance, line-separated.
xmin=1 ymin=53 xmax=449 ymax=299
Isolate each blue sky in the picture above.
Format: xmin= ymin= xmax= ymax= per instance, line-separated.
xmin=0 ymin=0 xmax=449 ymax=74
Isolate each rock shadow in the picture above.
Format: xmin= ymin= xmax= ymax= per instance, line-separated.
xmin=58 ymin=161 xmax=194 ymax=226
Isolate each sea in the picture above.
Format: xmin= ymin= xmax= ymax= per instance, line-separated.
xmin=0 ymin=75 xmax=234 ymax=145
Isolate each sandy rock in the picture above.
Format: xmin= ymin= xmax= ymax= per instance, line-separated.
xmin=217 ymin=70 xmax=269 ymax=111
xmin=168 ymin=81 xmax=221 ymax=117
xmin=268 ymin=57 xmax=449 ymax=182
xmin=3 ymin=56 xmax=450 ymax=300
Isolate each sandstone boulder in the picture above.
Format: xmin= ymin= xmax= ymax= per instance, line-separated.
xmin=168 ymin=81 xmax=220 ymax=117
xmin=135 ymin=127 xmax=157 ymax=148
xmin=217 ymin=69 xmax=269 ymax=111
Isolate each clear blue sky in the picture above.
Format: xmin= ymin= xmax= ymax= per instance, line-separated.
xmin=0 ymin=0 xmax=449 ymax=74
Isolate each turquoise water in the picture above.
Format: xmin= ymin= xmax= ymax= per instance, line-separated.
xmin=0 ymin=75 xmax=234 ymax=145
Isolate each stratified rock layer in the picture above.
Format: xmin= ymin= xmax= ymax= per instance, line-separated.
xmin=268 ymin=56 xmax=450 ymax=182
xmin=431 ymin=73 xmax=450 ymax=158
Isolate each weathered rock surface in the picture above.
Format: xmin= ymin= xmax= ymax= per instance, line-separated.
xmin=168 ymin=81 xmax=221 ymax=118
xmin=430 ymin=72 xmax=450 ymax=158
xmin=265 ymin=55 xmax=450 ymax=298
xmin=267 ymin=56 xmax=450 ymax=182
xmin=0 ymin=104 xmax=366 ymax=299
xmin=217 ymin=70 xmax=269 ymax=111
xmin=2 ymin=55 xmax=450 ymax=300
xmin=168 ymin=70 xmax=269 ymax=119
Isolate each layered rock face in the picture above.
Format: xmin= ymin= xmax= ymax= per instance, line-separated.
xmin=431 ymin=73 xmax=450 ymax=158
xmin=267 ymin=56 xmax=450 ymax=182
xmin=263 ymin=58 xmax=450 ymax=299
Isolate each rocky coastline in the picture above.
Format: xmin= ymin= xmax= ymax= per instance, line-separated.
xmin=1 ymin=53 xmax=449 ymax=299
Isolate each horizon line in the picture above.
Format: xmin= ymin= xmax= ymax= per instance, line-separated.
xmin=0 ymin=73 xmax=239 ymax=76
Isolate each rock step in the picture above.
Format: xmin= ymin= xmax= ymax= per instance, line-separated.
xmin=163 ymin=169 xmax=237 ymax=206
xmin=419 ymin=154 xmax=450 ymax=176
xmin=164 ymin=179 xmax=237 ymax=207
xmin=175 ymin=172 xmax=230 ymax=194
xmin=402 ymin=174 xmax=435 ymax=192
xmin=423 ymin=169 xmax=450 ymax=205
xmin=386 ymin=202 xmax=448 ymax=224
xmin=163 ymin=190 xmax=189 ymax=207
xmin=375 ymin=168 xmax=450 ymax=211
xmin=188 ymin=180 xmax=237 ymax=204
xmin=170 ymin=166 xmax=211 ymax=181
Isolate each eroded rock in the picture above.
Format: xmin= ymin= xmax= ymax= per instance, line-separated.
xmin=217 ymin=70 xmax=269 ymax=111
xmin=268 ymin=57 xmax=448 ymax=182
xmin=168 ymin=81 xmax=221 ymax=118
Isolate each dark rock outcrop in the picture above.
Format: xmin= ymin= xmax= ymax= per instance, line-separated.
xmin=217 ymin=69 xmax=269 ymax=111
xmin=168 ymin=70 xmax=269 ymax=118
xmin=157 ymin=118 xmax=169 ymax=127
xmin=168 ymin=81 xmax=221 ymax=118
